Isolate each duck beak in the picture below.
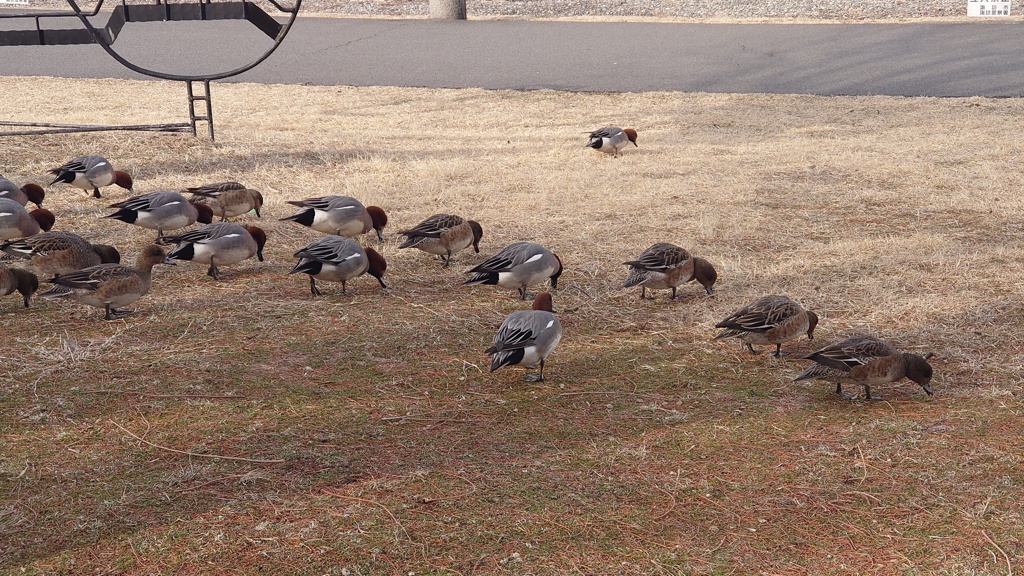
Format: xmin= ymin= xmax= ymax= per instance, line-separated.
xmin=257 ymin=249 xmax=265 ymax=262
xmin=922 ymin=383 xmax=933 ymax=396
xmin=163 ymin=257 xmax=177 ymax=266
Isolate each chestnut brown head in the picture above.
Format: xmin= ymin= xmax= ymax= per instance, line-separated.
xmin=623 ymin=128 xmax=638 ymax=147
xmin=246 ymin=226 xmax=268 ymax=262
xmin=113 ymin=171 xmax=134 ymax=192
xmin=30 ymin=209 xmax=56 ymax=232
xmin=367 ymin=206 xmax=388 ymax=241
xmin=194 ymin=202 xmax=215 ymax=225
xmin=468 ymin=220 xmax=484 ymax=253
xmin=365 ymin=247 xmax=388 ymax=289
xmin=532 ymin=292 xmax=555 ymax=313
xmin=549 ymin=253 xmax=563 ymax=289
xmin=22 ymin=183 xmax=45 ymax=208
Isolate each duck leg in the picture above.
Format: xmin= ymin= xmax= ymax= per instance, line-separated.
xmin=745 ymin=342 xmax=762 ymax=355
xmin=207 ymin=259 xmax=220 ymax=281
xmin=309 ymin=277 xmax=322 ymax=296
xmin=771 ymin=344 xmax=785 ymax=358
xmin=835 ymin=383 xmax=856 ymax=400
xmin=524 ymin=359 xmax=545 ymax=382
xmin=863 ymin=384 xmax=884 ymax=401
xmin=92 ymin=188 xmax=102 ymax=199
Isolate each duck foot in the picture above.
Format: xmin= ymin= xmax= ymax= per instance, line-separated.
xmin=105 ymin=308 xmax=134 ymax=320
xmin=524 ymin=373 xmax=544 ymax=382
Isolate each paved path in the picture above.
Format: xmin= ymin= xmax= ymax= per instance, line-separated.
xmin=1 ymin=14 xmax=1023 ymax=96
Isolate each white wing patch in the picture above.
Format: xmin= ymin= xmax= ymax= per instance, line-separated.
xmin=342 ymin=253 xmax=362 ymax=261
xmin=524 ymin=253 xmax=543 ymax=264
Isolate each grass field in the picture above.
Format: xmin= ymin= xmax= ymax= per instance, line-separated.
xmin=1 ymin=76 xmax=1022 ymax=574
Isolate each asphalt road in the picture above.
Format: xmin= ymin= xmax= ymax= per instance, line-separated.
xmin=2 ymin=14 xmax=1023 ymax=96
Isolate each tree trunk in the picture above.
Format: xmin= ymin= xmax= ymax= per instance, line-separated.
xmin=429 ymin=0 xmax=466 ymax=19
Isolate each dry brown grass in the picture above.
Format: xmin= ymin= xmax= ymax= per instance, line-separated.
xmin=1 ymin=76 xmax=1022 ymax=574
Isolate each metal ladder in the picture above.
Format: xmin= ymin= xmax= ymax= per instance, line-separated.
xmin=187 ymin=79 xmax=215 ymax=141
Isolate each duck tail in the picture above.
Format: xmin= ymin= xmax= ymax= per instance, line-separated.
xmin=463 ymin=272 xmax=499 ymax=286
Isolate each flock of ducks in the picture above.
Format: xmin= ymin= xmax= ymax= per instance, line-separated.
xmin=0 ymin=132 xmax=936 ymax=399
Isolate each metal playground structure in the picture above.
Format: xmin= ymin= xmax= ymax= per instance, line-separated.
xmin=0 ymin=0 xmax=303 ymax=140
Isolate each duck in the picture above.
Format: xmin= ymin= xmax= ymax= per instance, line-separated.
xmin=163 ymin=223 xmax=267 ymax=280
xmin=187 ymin=181 xmax=264 ymax=221
xmin=103 ymin=191 xmax=214 ymax=241
xmin=794 ymin=335 xmax=934 ymax=400
xmin=0 ymin=177 xmax=45 ymax=208
xmin=398 ymin=214 xmax=483 ymax=267
xmin=1 ymin=231 xmax=120 ymax=277
xmin=690 ymin=257 xmax=718 ymax=295
xmin=622 ymin=243 xmax=717 ymax=299
xmin=713 ymin=295 xmax=818 ymax=357
xmin=289 ymin=236 xmax=387 ymax=295
xmin=463 ymin=241 xmax=562 ymax=300
xmin=280 ymin=196 xmax=387 ymax=240
xmin=486 ymin=292 xmax=563 ymax=382
xmin=0 ymin=198 xmax=55 ymax=241
xmin=48 ymin=155 xmax=133 ymax=198
xmin=40 ymin=244 xmax=175 ymax=320
xmin=585 ymin=126 xmax=638 ymax=156
xmin=0 ymin=262 xmax=39 ymax=308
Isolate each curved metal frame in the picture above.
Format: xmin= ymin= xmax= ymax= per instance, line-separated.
xmin=64 ymin=0 xmax=302 ymax=81
xmin=0 ymin=0 xmax=303 ymax=139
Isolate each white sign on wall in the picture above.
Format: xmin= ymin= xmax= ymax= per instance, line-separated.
xmin=968 ymin=0 xmax=1011 ymax=16
xmin=0 ymin=0 xmax=30 ymax=4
